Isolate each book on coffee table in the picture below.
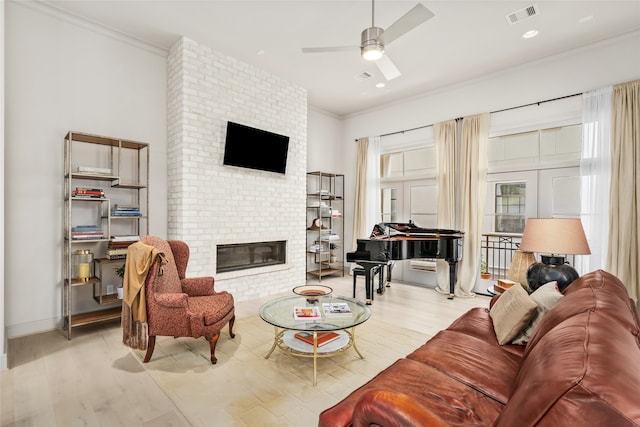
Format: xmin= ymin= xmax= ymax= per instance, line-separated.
xmin=294 ymin=331 xmax=340 ymax=347
xmin=293 ymin=306 xmax=321 ymax=320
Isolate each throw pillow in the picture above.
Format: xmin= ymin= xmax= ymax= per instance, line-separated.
xmin=512 ymin=281 xmax=563 ymax=345
xmin=490 ymin=284 xmax=538 ymax=345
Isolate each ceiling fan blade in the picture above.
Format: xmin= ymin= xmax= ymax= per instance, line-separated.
xmin=380 ymin=3 xmax=435 ymax=45
xmin=376 ymin=54 xmax=401 ymax=81
xmin=302 ymin=46 xmax=359 ymax=54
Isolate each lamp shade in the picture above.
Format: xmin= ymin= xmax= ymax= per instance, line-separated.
xmin=519 ymin=218 xmax=591 ymax=255
xmin=520 ymin=218 xmax=591 ymax=292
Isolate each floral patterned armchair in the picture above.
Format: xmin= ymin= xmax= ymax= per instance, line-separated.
xmin=141 ymin=236 xmax=235 ymax=364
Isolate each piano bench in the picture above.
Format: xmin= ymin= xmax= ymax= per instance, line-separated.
xmin=353 ymin=266 xmax=383 ymax=303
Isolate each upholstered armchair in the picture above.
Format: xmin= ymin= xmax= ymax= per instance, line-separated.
xmin=141 ymin=236 xmax=235 ymax=364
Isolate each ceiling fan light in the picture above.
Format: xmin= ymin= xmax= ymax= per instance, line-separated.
xmin=361 ymin=27 xmax=384 ymax=61
xmin=362 ymin=45 xmax=384 ymax=61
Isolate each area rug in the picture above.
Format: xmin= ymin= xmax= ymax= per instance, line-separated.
xmin=132 ymin=315 xmax=431 ymax=427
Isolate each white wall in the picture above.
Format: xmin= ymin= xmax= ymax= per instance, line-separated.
xmin=4 ymin=2 xmax=168 ymax=339
xmin=1 ymin=0 xmax=6 ymax=370
xmin=340 ymin=31 xmax=640 ymax=250
xmin=307 ymin=107 xmax=345 ymax=174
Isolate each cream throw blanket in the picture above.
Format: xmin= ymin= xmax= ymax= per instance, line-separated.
xmin=122 ymin=241 xmax=167 ymax=350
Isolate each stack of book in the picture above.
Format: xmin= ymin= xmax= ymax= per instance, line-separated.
xmin=294 ymin=331 xmax=340 ymax=347
xmin=71 ymin=225 xmax=104 ymax=240
xmin=494 ymin=279 xmax=519 ymax=294
xmin=107 ymin=235 xmax=140 ymax=259
xmin=111 ymin=205 xmax=141 ymax=217
xmin=72 ymin=187 xmax=105 ymax=198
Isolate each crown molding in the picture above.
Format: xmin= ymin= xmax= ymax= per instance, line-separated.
xmin=14 ymin=1 xmax=168 ymax=57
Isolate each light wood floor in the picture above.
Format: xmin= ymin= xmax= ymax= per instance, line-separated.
xmin=1 ymin=274 xmax=490 ymax=426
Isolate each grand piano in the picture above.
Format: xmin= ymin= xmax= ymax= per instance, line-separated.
xmin=347 ymin=222 xmax=464 ymax=302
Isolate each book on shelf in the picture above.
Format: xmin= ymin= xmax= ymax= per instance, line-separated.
xmin=72 ymin=234 xmax=104 ymax=240
xmin=111 ymin=235 xmax=140 ymax=242
xmin=77 ymin=166 xmax=112 ymax=175
xmin=112 ymin=207 xmax=141 ymax=216
xmin=293 ymin=306 xmax=322 ymax=320
xmin=106 ymin=248 xmax=128 ymax=255
xmin=320 ymin=233 xmax=340 ymax=241
xmin=294 ymin=331 xmax=340 ymax=347
xmin=322 ymin=302 xmax=352 ymax=316
xmin=73 ymin=187 xmax=105 ymax=198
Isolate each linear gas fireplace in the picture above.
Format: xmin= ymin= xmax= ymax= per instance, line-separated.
xmin=216 ymin=241 xmax=286 ymax=273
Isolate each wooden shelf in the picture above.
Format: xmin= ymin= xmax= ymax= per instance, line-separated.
xmin=70 ymin=277 xmax=100 ymax=287
xmin=111 ymin=182 xmax=147 ymax=189
xmin=71 ymin=173 xmax=119 ymax=181
xmin=69 ymin=307 xmax=121 ymax=327
xmin=93 ymin=293 xmax=120 ymax=305
xmin=307 ymin=268 xmax=343 ymax=278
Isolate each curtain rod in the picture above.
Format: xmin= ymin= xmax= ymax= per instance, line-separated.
xmin=356 ymin=92 xmax=582 ymax=140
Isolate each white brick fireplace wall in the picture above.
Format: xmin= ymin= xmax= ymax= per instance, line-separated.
xmin=167 ymin=37 xmax=307 ymax=301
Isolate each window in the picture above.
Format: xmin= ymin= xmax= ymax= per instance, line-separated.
xmin=381 ymin=188 xmax=398 ymax=222
xmin=494 ymin=182 xmax=526 ymax=233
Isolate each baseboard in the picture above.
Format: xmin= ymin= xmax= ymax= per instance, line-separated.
xmin=6 ymin=317 xmax=61 ymax=339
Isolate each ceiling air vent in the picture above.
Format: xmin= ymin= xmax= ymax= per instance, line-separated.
xmin=505 ymin=4 xmax=540 ymax=25
xmin=353 ymin=72 xmax=373 ymax=82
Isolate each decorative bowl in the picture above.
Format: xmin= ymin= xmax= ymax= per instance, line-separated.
xmin=292 ymin=285 xmax=333 ymax=303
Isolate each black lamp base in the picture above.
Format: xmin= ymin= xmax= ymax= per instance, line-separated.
xmin=526 ymin=255 xmax=579 ymax=292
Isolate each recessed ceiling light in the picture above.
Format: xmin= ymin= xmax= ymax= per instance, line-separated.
xmin=256 ymin=49 xmax=265 ymax=56
xmin=522 ymin=30 xmax=539 ymax=39
xmin=376 ymin=83 xmax=386 ymax=88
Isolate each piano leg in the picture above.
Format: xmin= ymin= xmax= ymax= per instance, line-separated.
xmin=365 ymin=268 xmax=373 ymax=304
xmin=447 ymin=259 xmax=457 ymax=299
xmin=376 ymin=265 xmax=385 ymax=295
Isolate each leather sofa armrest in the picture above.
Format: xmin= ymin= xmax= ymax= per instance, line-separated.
xmin=352 ymin=389 xmax=449 ymax=427
xmin=181 ymin=277 xmax=216 ymax=296
xmin=154 ymin=292 xmax=189 ymax=308
xmin=489 ymin=294 xmax=501 ymax=309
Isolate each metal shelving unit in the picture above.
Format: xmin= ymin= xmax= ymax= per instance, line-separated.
xmin=306 ymin=172 xmax=345 ymax=281
xmin=63 ymin=131 xmax=149 ymax=339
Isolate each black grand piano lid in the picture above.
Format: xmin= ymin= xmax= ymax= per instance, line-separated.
xmin=370 ymin=222 xmax=463 ymax=239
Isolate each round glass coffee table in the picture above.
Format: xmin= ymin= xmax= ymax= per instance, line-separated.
xmin=259 ymin=294 xmax=371 ymax=385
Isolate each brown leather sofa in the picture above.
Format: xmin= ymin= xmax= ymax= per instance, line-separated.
xmin=319 ymin=270 xmax=640 ymax=427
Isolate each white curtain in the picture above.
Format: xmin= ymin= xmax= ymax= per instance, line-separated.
xmin=457 ymin=113 xmax=490 ymax=296
xmin=352 ymin=136 xmax=381 ymax=251
xmin=580 ymin=86 xmax=612 ymax=272
xmin=608 ymin=80 xmax=640 ymax=302
xmin=435 ymin=120 xmax=458 ymax=294
xmin=434 ymin=115 xmax=489 ymax=296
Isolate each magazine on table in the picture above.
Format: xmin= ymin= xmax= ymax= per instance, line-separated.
xmin=293 ymin=306 xmax=322 ymax=320
xmin=322 ymin=302 xmax=352 ymax=316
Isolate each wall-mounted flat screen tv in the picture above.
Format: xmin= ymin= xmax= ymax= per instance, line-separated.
xmin=223 ymin=121 xmax=289 ymax=174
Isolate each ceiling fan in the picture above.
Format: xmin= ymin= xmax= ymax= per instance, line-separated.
xmin=302 ymin=0 xmax=435 ymax=81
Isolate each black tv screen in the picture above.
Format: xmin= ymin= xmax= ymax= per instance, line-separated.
xmin=223 ymin=121 xmax=289 ymax=174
